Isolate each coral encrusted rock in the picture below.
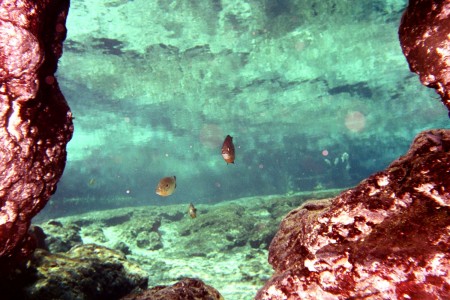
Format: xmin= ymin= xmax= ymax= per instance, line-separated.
xmin=122 ymin=278 xmax=224 ymax=300
xmin=399 ymin=0 xmax=450 ymax=113
xmin=256 ymin=129 xmax=450 ymax=299
xmin=0 ymin=0 xmax=73 ymax=267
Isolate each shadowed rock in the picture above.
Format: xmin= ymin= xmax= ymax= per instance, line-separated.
xmin=0 ymin=0 xmax=73 ymax=268
xmin=23 ymin=244 xmax=147 ymax=300
xmin=122 ymin=278 xmax=223 ymax=300
xmin=256 ymin=129 xmax=450 ymax=299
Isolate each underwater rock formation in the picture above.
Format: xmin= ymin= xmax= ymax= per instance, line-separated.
xmin=256 ymin=129 xmax=450 ymax=299
xmin=40 ymin=220 xmax=82 ymax=253
xmin=122 ymin=278 xmax=223 ymax=300
xmin=22 ymin=244 xmax=147 ymax=299
xmin=0 ymin=0 xmax=73 ymax=267
xmin=399 ymin=0 xmax=450 ymax=113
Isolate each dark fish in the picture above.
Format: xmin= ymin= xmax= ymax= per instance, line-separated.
xmin=188 ymin=203 xmax=197 ymax=218
xmin=221 ymin=135 xmax=235 ymax=164
xmin=156 ymin=176 xmax=176 ymax=196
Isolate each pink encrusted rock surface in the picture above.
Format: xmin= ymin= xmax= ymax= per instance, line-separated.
xmin=399 ymin=0 xmax=450 ymax=113
xmin=0 ymin=0 xmax=72 ymax=268
xmin=122 ymin=278 xmax=224 ymax=300
xmin=256 ymin=129 xmax=450 ymax=300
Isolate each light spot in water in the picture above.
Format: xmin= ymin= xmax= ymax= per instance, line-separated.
xmin=345 ymin=111 xmax=366 ymax=132
xmin=322 ymin=149 xmax=329 ymax=156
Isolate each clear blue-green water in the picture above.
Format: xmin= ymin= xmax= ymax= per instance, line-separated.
xmin=41 ymin=0 xmax=448 ymax=217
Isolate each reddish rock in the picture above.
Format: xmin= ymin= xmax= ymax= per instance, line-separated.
xmin=399 ymin=0 xmax=450 ymax=113
xmin=256 ymin=129 xmax=450 ymax=299
xmin=122 ymin=278 xmax=224 ymax=300
xmin=0 ymin=0 xmax=72 ymax=268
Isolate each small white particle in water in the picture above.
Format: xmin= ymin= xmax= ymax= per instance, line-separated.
xmin=126 ymin=190 xmax=130 ymax=194
xmin=165 ymin=153 xmax=169 ymax=157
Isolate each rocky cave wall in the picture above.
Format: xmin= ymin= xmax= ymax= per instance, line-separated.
xmin=256 ymin=0 xmax=450 ymax=298
xmin=0 ymin=0 xmax=448 ymax=299
xmin=399 ymin=0 xmax=450 ymax=114
xmin=0 ymin=0 xmax=73 ymax=268
xmin=256 ymin=129 xmax=450 ymax=299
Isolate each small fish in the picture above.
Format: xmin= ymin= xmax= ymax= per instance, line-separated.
xmin=221 ymin=135 xmax=235 ymax=164
xmin=156 ymin=176 xmax=176 ymax=196
xmin=188 ymin=203 xmax=197 ymax=218
xmin=88 ymin=178 xmax=96 ymax=186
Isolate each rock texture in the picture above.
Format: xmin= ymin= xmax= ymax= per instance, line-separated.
xmin=20 ymin=244 xmax=148 ymax=300
xmin=256 ymin=129 xmax=450 ymax=299
xmin=34 ymin=192 xmax=343 ymax=299
xmin=122 ymin=278 xmax=223 ymax=300
xmin=399 ymin=0 xmax=450 ymax=113
xmin=40 ymin=219 xmax=82 ymax=253
xmin=0 ymin=0 xmax=73 ymax=267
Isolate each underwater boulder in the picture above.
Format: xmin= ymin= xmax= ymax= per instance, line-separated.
xmin=256 ymin=129 xmax=450 ymax=299
xmin=121 ymin=214 xmax=162 ymax=250
xmin=122 ymin=277 xmax=223 ymax=300
xmin=399 ymin=0 xmax=450 ymax=113
xmin=0 ymin=244 xmax=148 ymax=299
xmin=40 ymin=220 xmax=82 ymax=253
xmin=176 ymin=204 xmax=258 ymax=255
xmin=136 ymin=231 xmax=163 ymax=250
xmin=22 ymin=244 xmax=147 ymax=300
xmin=0 ymin=0 xmax=73 ymax=269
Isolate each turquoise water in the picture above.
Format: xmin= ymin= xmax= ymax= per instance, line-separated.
xmin=42 ymin=0 xmax=448 ymax=217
